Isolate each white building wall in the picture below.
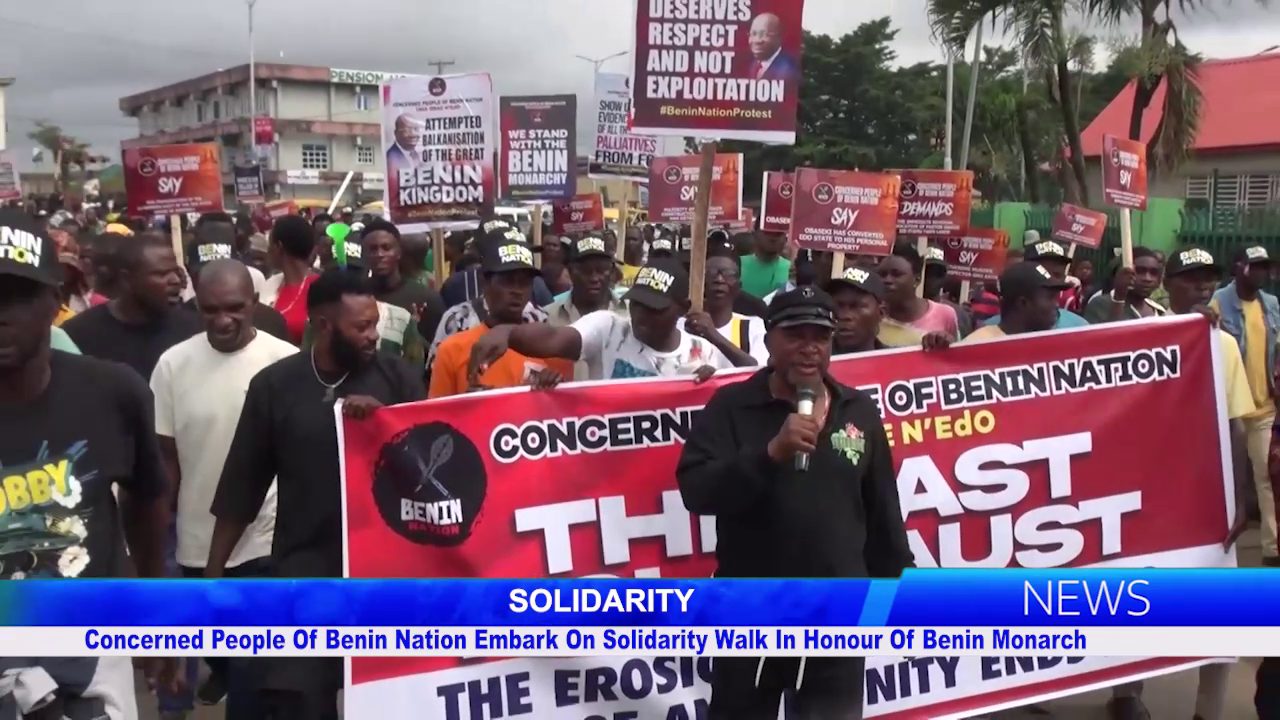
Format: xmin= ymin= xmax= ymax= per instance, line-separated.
xmin=0 ymin=86 xmax=8 ymax=150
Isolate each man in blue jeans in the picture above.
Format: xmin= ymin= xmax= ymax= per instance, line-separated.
xmin=151 ymin=260 xmax=297 ymax=718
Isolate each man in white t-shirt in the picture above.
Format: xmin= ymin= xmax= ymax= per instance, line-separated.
xmin=681 ymin=252 xmax=769 ymax=366
xmin=151 ymin=259 xmax=296 ymax=712
xmin=469 ymin=258 xmax=732 ymax=382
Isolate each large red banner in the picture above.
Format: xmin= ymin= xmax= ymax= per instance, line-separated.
xmin=499 ymin=95 xmax=576 ymax=201
xmin=895 ymin=169 xmax=974 ymax=236
xmin=630 ymin=0 xmax=805 ymax=143
xmin=936 ymin=228 xmax=1010 ymax=283
xmin=1051 ymin=204 xmax=1109 ymax=249
xmin=123 ymin=142 xmax=224 ymax=216
xmin=647 ymin=154 xmax=744 ymax=224
xmin=790 ymin=168 xmax=901 ymax=255
xmin=550 ymin=193 xmax=605 ymax=235
xmin=341 ymin=317 xmax=1233 ymax=719
xmin=760 ymin=170 xmax=794 ymax=233
xmin=1102 ymin=135 xmax=1148 ymax=211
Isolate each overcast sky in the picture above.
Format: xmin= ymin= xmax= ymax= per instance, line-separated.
xmin=1 ymin=0 xmax=1275 ymax=170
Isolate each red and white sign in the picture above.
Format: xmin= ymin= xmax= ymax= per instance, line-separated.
xmin=647 ymin=154 xmax=744 ymax=224
xmin=382 ymin=73 xmax=496 ymax=231
xmin=341 ymin=316 xmax=1232 ymax=720
xmin=895 ymin=169 xmax=974 ymax=236
xmin=630 ymin=0 xmax=806 ymax=143
xmin=1051 ymin=204 xmax=1109 ymax=249
xmin=1102 ymin=135 xmax=1148 ymax=210
xmin=253 ymin=117 xmax=275 ymax=147
xmin=760 ymin=171 xmax=794 ymax=233
xmin=790 ymin=168 xmax=901 ymax=255
xmin=936 ymin=228 xmax=1009 ymax=283
xmin=123 ymin=142 xmax=225 ymax=216
xmin=0 ymin=151 xmax=21 ymax=201
xmin=550 ymin=193 xmax=605 ymax=235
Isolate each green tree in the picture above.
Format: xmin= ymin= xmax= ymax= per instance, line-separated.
xmin=27 ymin=122 xmax=96 ymax=193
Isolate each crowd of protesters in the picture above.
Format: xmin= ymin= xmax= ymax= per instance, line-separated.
xmin=0 ymin=193 xmax=1276 ymax=720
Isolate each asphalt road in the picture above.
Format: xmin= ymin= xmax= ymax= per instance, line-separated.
xmin=137 ymin=531 xmax=1268 ymax=720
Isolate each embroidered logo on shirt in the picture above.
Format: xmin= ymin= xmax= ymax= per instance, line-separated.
xmin=830 ymin=423 xmax=866 ymax=465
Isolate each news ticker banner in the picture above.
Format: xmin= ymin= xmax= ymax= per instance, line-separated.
xmin=335 ymin=315 xmax=1235 ymax=719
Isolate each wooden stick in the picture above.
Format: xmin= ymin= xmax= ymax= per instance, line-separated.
xmin=687 ymin=141 xmax=718 ymax=312
xmin=169 ymin=214 xmax=183 ymax=265
xmin=617 ymin=183 xmax=631 ymax=261
xmin=1067 ymin=243 xmax=1078 ymax=259
xmin=916 ymin=236 xmax=928 ymax=298
xmin=959 ymin=279 xmax=971 ymax=304
xmin=831 ymin=252 xmax=845 ymax=279
xmin=531 ymin=204 xmax=544 ymax=270
xmin=431 ymin=228 xmax=445 ymax=286
xmin=1119 ymin=207 xmax=1134 ymax=269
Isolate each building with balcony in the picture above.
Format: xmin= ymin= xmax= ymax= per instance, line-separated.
xmin=119 ymin=64 xmax=409 ymax=207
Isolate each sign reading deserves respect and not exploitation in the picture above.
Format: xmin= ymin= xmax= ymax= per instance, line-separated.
xmin=382 ymin=73 xmax=495 ymax=231
xmin=790 ymin=168 xmax=900 ymax=255
xmin=341 ymin=316 xmax=1233 ymax=720
xmin=630 ymin=0 xmax=806 ymax=143
xmin=123 ymin=142 xmax=224 ymax=216
xmin=647 ymin=153 xmax=743 ymax=224
xmin=499 ymin=95 xmax=576 ymax=202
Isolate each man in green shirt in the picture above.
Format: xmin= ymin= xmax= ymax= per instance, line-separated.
xmin=739 ymin=230 xmax=791 ymax=299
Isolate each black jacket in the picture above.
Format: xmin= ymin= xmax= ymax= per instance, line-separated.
xmin=676 ymin=369 xmax=913 ymax=579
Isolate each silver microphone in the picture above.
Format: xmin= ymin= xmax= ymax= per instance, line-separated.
xmin=795 ymin=387 xmax=816 ymax=472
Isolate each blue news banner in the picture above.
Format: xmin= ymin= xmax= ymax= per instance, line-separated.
xmin=1 ymin=570 xmax=1274 ymax=657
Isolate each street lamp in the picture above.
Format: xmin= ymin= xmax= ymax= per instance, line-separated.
xmin=575 ymin=51 xmax=629 ymax=75
xmin=247 ymin=0 xmax=259 ymax=119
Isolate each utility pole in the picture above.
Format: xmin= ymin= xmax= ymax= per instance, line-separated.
xmin=427 ymin=59 xmax=456 ymax=75
xmin=246 ymin=0 xmax=259 ymax=162
xmin=575 ymin=51 xmax=629 ymax=76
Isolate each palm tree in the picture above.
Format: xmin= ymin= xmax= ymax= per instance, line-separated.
xmin=928 ymin=0 xmax=1094 ymax=204
xmin=27 ymin=121 xmax=94 ymax=193
xmin=1085 ymin=0 xmax=1216 ymax=173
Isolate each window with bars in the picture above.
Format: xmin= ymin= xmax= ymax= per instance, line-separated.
xmin=195 ymin=103 xmax=205 ymax=123
xmin=1186 ymin=173 xmax=1280 ymax=209
xmin=357 ymin=145 xmax=375 ymax=165
xmin=302 ymin=143 xmax=330 ymax=170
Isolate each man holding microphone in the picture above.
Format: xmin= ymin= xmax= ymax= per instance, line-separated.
xmin=676 ymin=286 xmax=913 ymax=719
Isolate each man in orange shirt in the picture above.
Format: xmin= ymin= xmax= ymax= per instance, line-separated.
xmin=430 ymin=230 xmax=570 ymax=398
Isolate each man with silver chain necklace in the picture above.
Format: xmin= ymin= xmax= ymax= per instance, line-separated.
xmin=207 ymin=267 xmax=424 ymax=718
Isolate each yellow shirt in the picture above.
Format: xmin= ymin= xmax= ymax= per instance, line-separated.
xmin=877 ymin=321 xmax=924 ymax=348
xmin=1217 ymin=329 xmax=1256 ymax=420
xmin=959 ymin=324 xmax=1007 ymax=343
xmin=619 ymin=264 xmax=642 ymax=288
xmin=53 ymin=305 xmax=76 ymax=327
xmin=1234 ymin=299 xmax=1274 ymax=418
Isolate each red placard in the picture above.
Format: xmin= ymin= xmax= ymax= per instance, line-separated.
xmin=789 ymin=168 xmax=900 ymax=255
xmin=498 ymin=95 xmax=576 ymax=201
xmin=647 ymin=154 xmax=743 ymax=224
xmin=1051 ymin=203 xmax=1109 ymax=248
xmin=342 ymin=317 xmax=1229 ymax=720
xmin=1102 ymin=135 xmax=1149 ymax=210
xmin=123 ymin=142 xmax=225 ymax=216
xmin=760 ymin=171 xmax=794 ymax=233
xmin=894 ymin=169 xmax=974 ymax=236
xmin=721 ymin=206 xmax=756 ymax=233
xmin=629 ymin=0 xmax=805 ymax=144
xmin=253 ymin=117 xmax=275 ymax=147
xmin=937 ymin=228 xmax=1010 ymax=283
xmin=550 ymin=193 xmax=605 ymax=235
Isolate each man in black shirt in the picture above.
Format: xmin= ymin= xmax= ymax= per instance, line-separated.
xmin=0 ymin=210 xmax=172 ymax=713
xmin=183 ymin=227 xmax=290 ymax=342
xmin=62 ymin=233 xmax=199 ymax=379
xmin=360 ymin=219 xmax=445 ymax=341
xmin=209 ymin=268 xmax=425 ymax=718
xmin=677 ymin=286 xmax=913 ymax=720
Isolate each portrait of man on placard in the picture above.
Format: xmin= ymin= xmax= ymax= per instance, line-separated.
xmin=745 ymin=11 xmax=799 ymax=81
xmin=387 ymin=113 xmax=423 ymax=174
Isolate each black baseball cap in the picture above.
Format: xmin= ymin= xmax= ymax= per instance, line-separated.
xmin=0 ymin=210 xmax=63 ymax=287
xmin=481 ymin=227 xmax=537 ymax=274
xmin=187 ymin=223 xmax=237 ymax=271
xmin=1000 ymin=261 xmax=1071 ymax=302
xmin=1025 ymin=239 xmax=1070 ymax=263
xmin=1233 ymin=245 xmax=1273 ymax=266
xmin=1166 ymin=247 xmax=1219 ymax=277
xmin=766 ymin=285 xmax=837 ymax=331
xmin=825 ymin=266 xmax=886 ymax=301
xmin=570 ymin=235 xmax=612 ymax=262
xmin=649 ymin=237 xmax=675 ymax=256
xmin=623 ymin=259 xmax=689 ymax=310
